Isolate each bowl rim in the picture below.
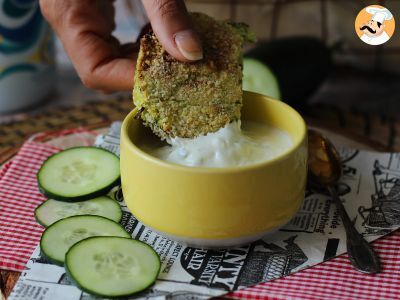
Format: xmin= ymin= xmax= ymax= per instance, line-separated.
xmin=121 ymin=91 xmax=307 ymax=174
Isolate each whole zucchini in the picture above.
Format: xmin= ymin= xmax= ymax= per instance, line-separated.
xmin=245 ymin=36 xmax=332 ymax=108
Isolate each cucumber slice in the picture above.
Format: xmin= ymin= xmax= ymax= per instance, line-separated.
xmin=40 ymin=215 xmax=130 ymax=265
xmin=66 ymin=237 xmax=160 ymax=298
xmin=37 ymin=147 xmax=120 ymax=202
xmin=243 ymin=58 xmax=281 ymax=99
xmin=35 ymin=196 xmax=122 ymax=227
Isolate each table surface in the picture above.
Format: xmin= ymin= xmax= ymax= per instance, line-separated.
xmin=0 ymin=122 xmax=386 ymax=299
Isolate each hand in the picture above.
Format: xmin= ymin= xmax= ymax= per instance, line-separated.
xmin=40 ymin=0 xmax=203 ymax=92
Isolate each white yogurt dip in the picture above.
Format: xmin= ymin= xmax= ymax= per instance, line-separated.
xmin=139 ymin=121 xmax=292 ymax=168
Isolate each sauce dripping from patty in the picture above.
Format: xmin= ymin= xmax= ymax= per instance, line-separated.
xmin=139 ymin=121 xmax=292 ymax=168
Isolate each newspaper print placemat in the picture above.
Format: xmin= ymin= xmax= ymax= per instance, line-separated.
xmin=9 ymin=122 xmax=400 ymax=299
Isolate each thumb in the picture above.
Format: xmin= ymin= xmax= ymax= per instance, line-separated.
xmin=141 ymin=0 xmax=203 ymax=61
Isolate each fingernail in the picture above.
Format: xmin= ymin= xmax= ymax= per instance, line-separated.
xmin=174 ymin=30 xmax=203 ymax=61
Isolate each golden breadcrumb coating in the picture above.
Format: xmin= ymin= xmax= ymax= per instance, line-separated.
xmin=133 ymin=12 xmax=253 ymax=140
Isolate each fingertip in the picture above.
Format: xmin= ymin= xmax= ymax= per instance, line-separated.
xmin=174 ymin=29 xmax=203 ymax=61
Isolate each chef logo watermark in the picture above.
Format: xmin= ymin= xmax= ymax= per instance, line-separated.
xmin=355 ymin=5 xmax=395 ymax=46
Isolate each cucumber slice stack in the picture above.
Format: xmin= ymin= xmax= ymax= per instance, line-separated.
xmin=39 ymin=216 xmax=160 ymax=297
xmin=40 ymin=215 xmax=130 ymax=265
xmin=35 ymin=147 xmax=161 ymax=297
xmin=35 ymin=147 xmax=123 ymax=226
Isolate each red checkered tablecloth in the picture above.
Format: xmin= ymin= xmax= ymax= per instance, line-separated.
xmin=1 ymin=139 xmax=399 ymax=300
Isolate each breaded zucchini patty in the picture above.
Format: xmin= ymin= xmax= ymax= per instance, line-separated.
xmin=133 ymin=12 xmax=254 ymax=140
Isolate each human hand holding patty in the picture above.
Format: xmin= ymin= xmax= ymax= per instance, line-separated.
xmin=39 ymin=0 xmax=203 ymax=92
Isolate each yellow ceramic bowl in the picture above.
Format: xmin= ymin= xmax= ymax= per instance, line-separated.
xmin=121 ymin=91 xmax=307 ymax=247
